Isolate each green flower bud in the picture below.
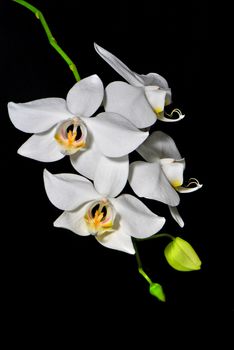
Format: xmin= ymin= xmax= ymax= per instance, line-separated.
xmin=149 ymin=283 xmax=166 ymax=302
xmin=164 ymin=237 xmax=201 ymax=271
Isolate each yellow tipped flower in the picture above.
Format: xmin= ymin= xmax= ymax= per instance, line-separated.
xmin=164 ymin=237 xmax=201 ymax=271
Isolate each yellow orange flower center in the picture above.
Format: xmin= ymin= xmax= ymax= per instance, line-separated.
xmin=84 ymin=200 xmax=116 ymax=237
xmin=55 ymin=117 xmax=87 ymax=155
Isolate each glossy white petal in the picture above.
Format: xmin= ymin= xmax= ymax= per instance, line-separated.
xmin=137 ymin=131 xmax=181 ymax=162
xmin=66 ymin=75 xmax=104 ymax=117
xmin=140 ymin=72 xmax=169 ymax=89
xmin=43 ymin=170 xmax=100 ymax=211
xmin=161 ymin=158 xmax=185 ymax=188
xmin=54 ymin=203 xmax=91 ymax=236
xmin=105 ymin=82 xmax=157 ymax=128
xmin=96 ymin=229 xmax=135 ymax=254
xmin=176 ymin=183 xmax=203 ymax=193
xmin=129 ymin=161 xmax=180 ymax=206
xmin=70 ymin=137 xmax=102 ymax=180
xmin=8 ymin=98 xmax=71 ymax=133
xmin=94 ymin=155 xmax=129 ymax=198
xmin=112 ymin=194 xmax=165 ymax=238
xmin=86 ymin=112 xmax=148 ymax=157
xmin=168 ymin=205 xmax=184 ymax=227
xmin=144 ymin=86 xmax=167 ymax=115
xmin=17 ymin=125 xmax=64 ymax=162
xmin=94 ymin=43 xmax=171 ymax=102
xmin=94 ymin=43 xmax=144 ymax=87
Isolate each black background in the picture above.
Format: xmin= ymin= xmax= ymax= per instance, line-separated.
xmin=0 ymin=0 xmax=230 ymax=340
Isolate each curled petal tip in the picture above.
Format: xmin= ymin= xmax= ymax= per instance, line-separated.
xmin=158 ymin=109 xmax=185 ymax=122
xmin=176 ymin=178 xmax=203 ymax=193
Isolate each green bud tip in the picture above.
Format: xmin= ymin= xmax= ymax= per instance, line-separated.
xmin=149 ymin=283 xmax=166 ymax=302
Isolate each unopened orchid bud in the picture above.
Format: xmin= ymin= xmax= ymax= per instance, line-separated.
xmin=149 ymin=283 xmax=166 ymax=302
xmin=164 ymin=237 xmax=201 ymax=271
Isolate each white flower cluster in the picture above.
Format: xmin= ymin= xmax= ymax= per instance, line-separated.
xmin=8 ymin=44 xmax=202 ymax=255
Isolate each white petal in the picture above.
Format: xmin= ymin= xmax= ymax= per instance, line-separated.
xmin=86 ymin=112 xmax=148 ymax=157
xmin=8 ymin=98 xmax=71 ymax=133
xmin=66 ymin=75 xmax=104 ymax=117
xmin=161 ymin=158 xmax=185 ymax=188
xmin=96 ymin=229 xmax=135 ymax=254
xmin=144 ymin=86 xmax=167 ymax=115
xmin=129 ymin=161 xmax=180 ymax=206
xmin=168 ymin=206 xmax=184 ymax=227
xmin=94 ymin=43 xmax=144 ymax=87
xmin=94 ymin=155 xmax=129 ymax=198
xmin=144 ymin=80 xmax=172 ymax=106
xmin=140 ymin=72 xmax=169 ymax=90
xmin=104 ymin=82 xmax=157 ymax=128
xmin=54 ymin=203 xmax=91 ymax=236
xmin=94 ymin=44 xmax=171 ymax=103
xmin=70 ymin=138 xmax=102 ymax=180
xmin=137 ymin=131 xmax=182 ymax=162
xmin=112 ymin=194 xmax=165 ymax=238
xmin=176 ymin=183 xmax=203 ymax=193
xmin=43 ymin=169 xmax=100 ymax=211
xmin=17 ymin=125 xmax=64 ymax=162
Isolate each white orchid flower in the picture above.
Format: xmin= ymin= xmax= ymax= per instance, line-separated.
xmin=129 ymin=131 xmax=202 ymax=227
xmin=8 ymin=74 xmax=148 ymax=180
xmin=43 ymin=169 xmax=166 ymax=255
xmin=94 ymin=43 xmax=185 ymax=129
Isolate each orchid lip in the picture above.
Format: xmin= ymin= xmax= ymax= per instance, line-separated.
xmin=84 ymin=199 xmax=116 ymax=237
xmin=54 ymin=117 xmax=87 ymax=155
xmin=176 ymin=178 xmax=203 ymax=193
xmin=158 ymin=108 xmax=185 ymax=122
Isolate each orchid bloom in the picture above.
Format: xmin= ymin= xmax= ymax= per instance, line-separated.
xmin=129 ymin=131 xmax=202 ymax=227
xmin=94 ymin=43 xmax=184 ymax=129
xmin=43 ymin=169 xmax=166 ymax=255
xmin=8 ymin=75 xmax=148 ymax=181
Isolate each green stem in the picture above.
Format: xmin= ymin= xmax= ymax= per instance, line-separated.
xmin=138 ymin=268 xmax=152 ymax=285
xmin=137 ymin=233 xmax=174 ymax=241
xmin=133 ymin=239 xmax=152 ymax=285
xmin=13 ymin=0 xmax=81 ymax=81
xmin=133 ymin=239 xmax=166 ymax=302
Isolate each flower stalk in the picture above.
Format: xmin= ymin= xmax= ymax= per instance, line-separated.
xmin=133 ymin=239 xmax=166 ymax=302
xmin=137 ymin=233 xmax=174 ymax=241
xmin=137 ymin=234 xmax=202 ymax=272
xmin=13 ymin=0 xmax=81 ymax=81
